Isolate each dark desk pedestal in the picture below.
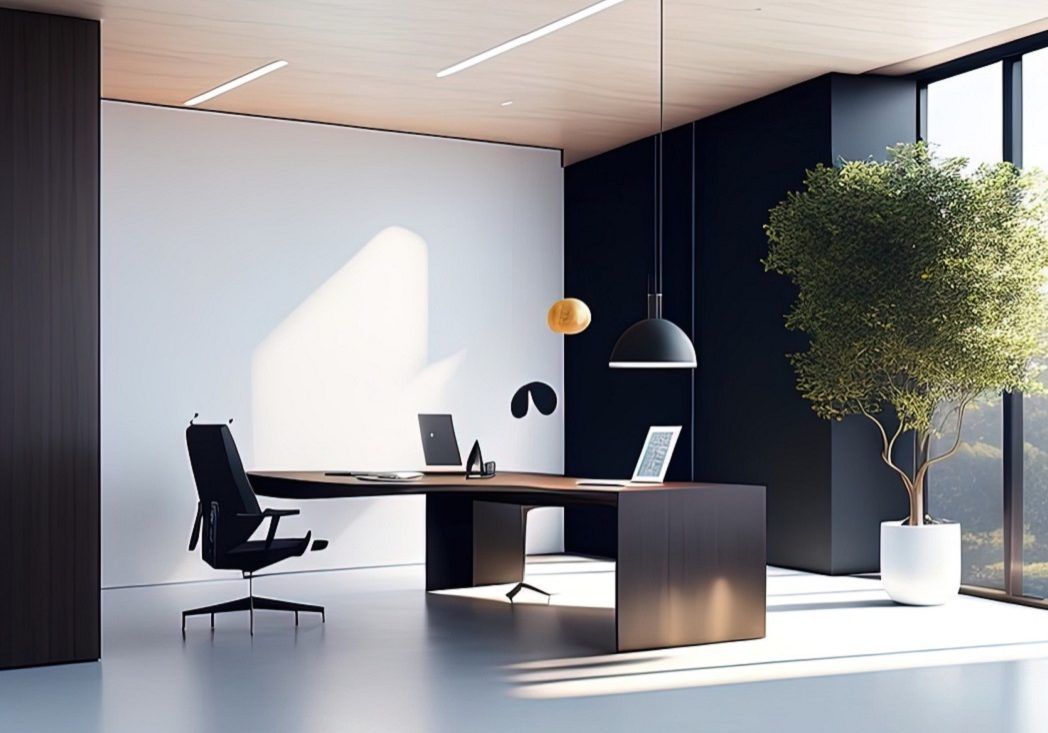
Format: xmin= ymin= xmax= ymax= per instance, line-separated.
xmin=426 ymin=498 xmax=526 ymax=590
xmin=423 ymin=485 xmax=766 ymax=652
xmin=616 ymin=485 xmax=765 ymax=652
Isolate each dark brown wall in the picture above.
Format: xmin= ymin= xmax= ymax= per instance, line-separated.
xmin=0 ymin=8 xmax=100 ymax=669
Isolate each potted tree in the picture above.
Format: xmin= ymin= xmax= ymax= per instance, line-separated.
xmin=764 ymin=142 xmax=1048 ymax=605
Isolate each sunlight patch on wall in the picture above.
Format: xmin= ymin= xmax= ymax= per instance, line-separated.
xmin=252 ymin=226 xmax=462 ymax=470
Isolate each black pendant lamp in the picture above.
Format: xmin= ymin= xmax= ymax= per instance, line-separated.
xmin=609 ymin=0 xmax=696 ymax=369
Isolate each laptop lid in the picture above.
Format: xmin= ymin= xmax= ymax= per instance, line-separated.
xmin=418 ymin=414 xmax=462 ymax=467
xmin=630 ymin=426 xmax=682 ymax=483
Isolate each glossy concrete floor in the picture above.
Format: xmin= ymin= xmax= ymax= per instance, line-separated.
xmin=3 ymin=557 xmax=1048 ymax=733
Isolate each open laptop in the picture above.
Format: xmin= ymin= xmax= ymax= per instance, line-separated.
xmin=418 ymin=414 xmax=463 ymax=473
xmin=324 ymin=414 xmax=462 ymax=481
xmin=577 ymin=426 xmax=681 ymax=487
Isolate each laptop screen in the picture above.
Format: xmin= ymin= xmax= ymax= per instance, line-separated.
xmin=417 ymin=414 xmax=462 ymax=466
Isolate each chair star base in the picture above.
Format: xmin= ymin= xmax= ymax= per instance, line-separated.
xmin=182 ymin=575 xmax=325 ymax=636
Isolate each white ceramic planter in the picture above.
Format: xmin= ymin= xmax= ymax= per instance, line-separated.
xmin=880 ymin=520 xmax=961 ymax=606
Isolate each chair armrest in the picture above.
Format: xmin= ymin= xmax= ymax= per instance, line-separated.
xmin=240 ymin=508 xmax=301 ymax=548
xmin=189 ymin=502 xmax=203 ymax=551
xmin=261 ymin=508 xmax=300 ymax=518
xmin=234 ymin=509 xmax=299 ymax=518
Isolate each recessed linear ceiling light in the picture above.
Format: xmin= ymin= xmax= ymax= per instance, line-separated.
xmin=183 ymin=60 xmax=289 ymax=107
xmin=436 ymin=0 xmax=627 ymax=78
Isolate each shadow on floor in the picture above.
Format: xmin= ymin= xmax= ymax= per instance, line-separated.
xmin=424 ymin=591 xmax=614 ymax=654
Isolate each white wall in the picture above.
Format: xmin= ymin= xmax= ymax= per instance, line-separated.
xmin=102 ymin=102 xmax=564 ymax=588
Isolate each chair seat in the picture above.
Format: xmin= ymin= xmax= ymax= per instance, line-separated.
xmin=220 ymin=537 xmax=310 ymax=572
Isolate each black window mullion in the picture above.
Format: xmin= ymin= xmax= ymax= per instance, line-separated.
xmin=1004 ymin=57 xmax=1023 ymax=168
xmin=917 ymin=85 xmax=928 ymax=142
xmin=917 ymin=82 xmax=929 ymax=517
xmin=1003 ymin=56 xmax=1024 ymax=598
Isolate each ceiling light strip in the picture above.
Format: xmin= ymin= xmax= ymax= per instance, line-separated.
xmin=184 ymin=60 xmax=289 ymax=107
xmin=436 ymin=0 xmax=627 ymax=78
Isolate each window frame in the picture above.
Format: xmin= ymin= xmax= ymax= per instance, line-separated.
xmin=914 ymin=37 xmax=1048 ymax=609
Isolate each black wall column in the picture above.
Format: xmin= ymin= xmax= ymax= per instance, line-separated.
xmin=565 ymin=74 xmax=916 ymax=573
xmin=692 ymin=77 xmax=834 ymax=571
xmin=0 ymin=8 xmax=100 ymax=668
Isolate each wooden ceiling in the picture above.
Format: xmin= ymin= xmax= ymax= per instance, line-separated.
xmin=8 ymin=1 xmax=1048 ymax=163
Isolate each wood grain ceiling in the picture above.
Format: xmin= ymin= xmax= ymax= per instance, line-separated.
xmin=7 ymin=1 xmax=1048 ymax=163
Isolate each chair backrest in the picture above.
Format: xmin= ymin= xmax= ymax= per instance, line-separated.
xmin=186 ymin=423 xmax=263 ymax=565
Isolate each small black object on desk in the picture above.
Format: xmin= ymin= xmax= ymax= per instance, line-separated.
xmin=466 ymin=440 xmax=496 ymax=479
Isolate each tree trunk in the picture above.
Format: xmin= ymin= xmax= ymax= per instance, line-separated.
xmin=908 ymin=477 xmax=925 ymax=526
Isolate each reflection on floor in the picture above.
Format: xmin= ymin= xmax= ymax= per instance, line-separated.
xmin=2 ymin=556 xmax=1048 ymax=733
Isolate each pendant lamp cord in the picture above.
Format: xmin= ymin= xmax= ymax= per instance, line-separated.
xmin=654 ymin=0 xmax=664 ymax=304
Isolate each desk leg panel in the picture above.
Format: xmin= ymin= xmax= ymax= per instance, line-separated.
xmin=473 ymin=502 xmax=526 ymax=586
xmin=616 ymin=486 xmax=766 ymax=652
xmin=426 ymin=495 xmax=474 ymax=591
xmin=425 ymin=496 xmax=525 ymax=591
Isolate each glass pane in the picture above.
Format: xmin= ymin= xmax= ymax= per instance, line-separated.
xmin=1025 ymin=48 xmax=1048 ymax=170
xmin=928 ymin=400 xmax=1005 ymax=589
xmin=1022 ymin=46 xmax=1048 ymax=599
xmin=925 ymin=63 xmax=1005 ymax=590
xmin=926 ymin=62 xmax=1003 ymax=167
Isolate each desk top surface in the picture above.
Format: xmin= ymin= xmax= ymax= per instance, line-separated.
xmin=248 ymin=470 xmax=757 ymax=504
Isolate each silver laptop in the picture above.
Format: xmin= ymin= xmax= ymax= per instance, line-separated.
xmin=577 ymin=426 xmax=682 ymax=487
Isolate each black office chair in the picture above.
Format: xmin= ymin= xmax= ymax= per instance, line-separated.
xmin=183 ymin=421 xmax=328 ymax=636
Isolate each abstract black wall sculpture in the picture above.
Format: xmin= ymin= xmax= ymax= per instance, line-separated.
xmin=511 ymin=382 xmax=558 ymax=419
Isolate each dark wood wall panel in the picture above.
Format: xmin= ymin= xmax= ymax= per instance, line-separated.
xmin=0 ymin=8 xmax=100 ymax=669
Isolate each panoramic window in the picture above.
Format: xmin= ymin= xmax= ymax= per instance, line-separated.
xmin=1022 ymin=47 xmax=1048 ymax=599
xmin=925 ymin=62 xmax=1005 ymax=590
xmin=926 ymin=62 xmax=1003 ymax=166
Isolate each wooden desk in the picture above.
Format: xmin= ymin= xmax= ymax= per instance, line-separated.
xmin=249 ymin=471 xmax=766 ymax=652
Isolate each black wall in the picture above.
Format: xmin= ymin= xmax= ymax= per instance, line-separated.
xmin=0 ymin=8 xmax=100 ymax=668
xmin=826 ymin=74 xmax=918 ymax=573
xmin=564 ymin=74 xmax=915 ymax=573
xmin=692 ymin=76 xmax=835 ymax=571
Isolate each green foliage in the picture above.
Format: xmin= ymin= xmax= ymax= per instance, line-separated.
xmin=766 ymin=142 xmax=1048 ymax=432
xmin=763 ymin=142 xmax=1048 ymax=519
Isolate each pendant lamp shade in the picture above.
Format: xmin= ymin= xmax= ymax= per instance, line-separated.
xmin=609 ymin=317 xmax=696 ymax=368
xmin=607 ymin=0 xmax=697 ymax=370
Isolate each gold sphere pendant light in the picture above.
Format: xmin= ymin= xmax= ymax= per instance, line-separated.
xmin=547 ymin=298 xmax=592 ymax=335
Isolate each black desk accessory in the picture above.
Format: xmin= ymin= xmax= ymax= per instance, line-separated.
xmin=465 ymin=440 xmax=496 ymax=479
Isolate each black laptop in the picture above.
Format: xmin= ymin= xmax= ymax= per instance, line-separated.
xmin=417 ymin=414 xmax=462 ymax=469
